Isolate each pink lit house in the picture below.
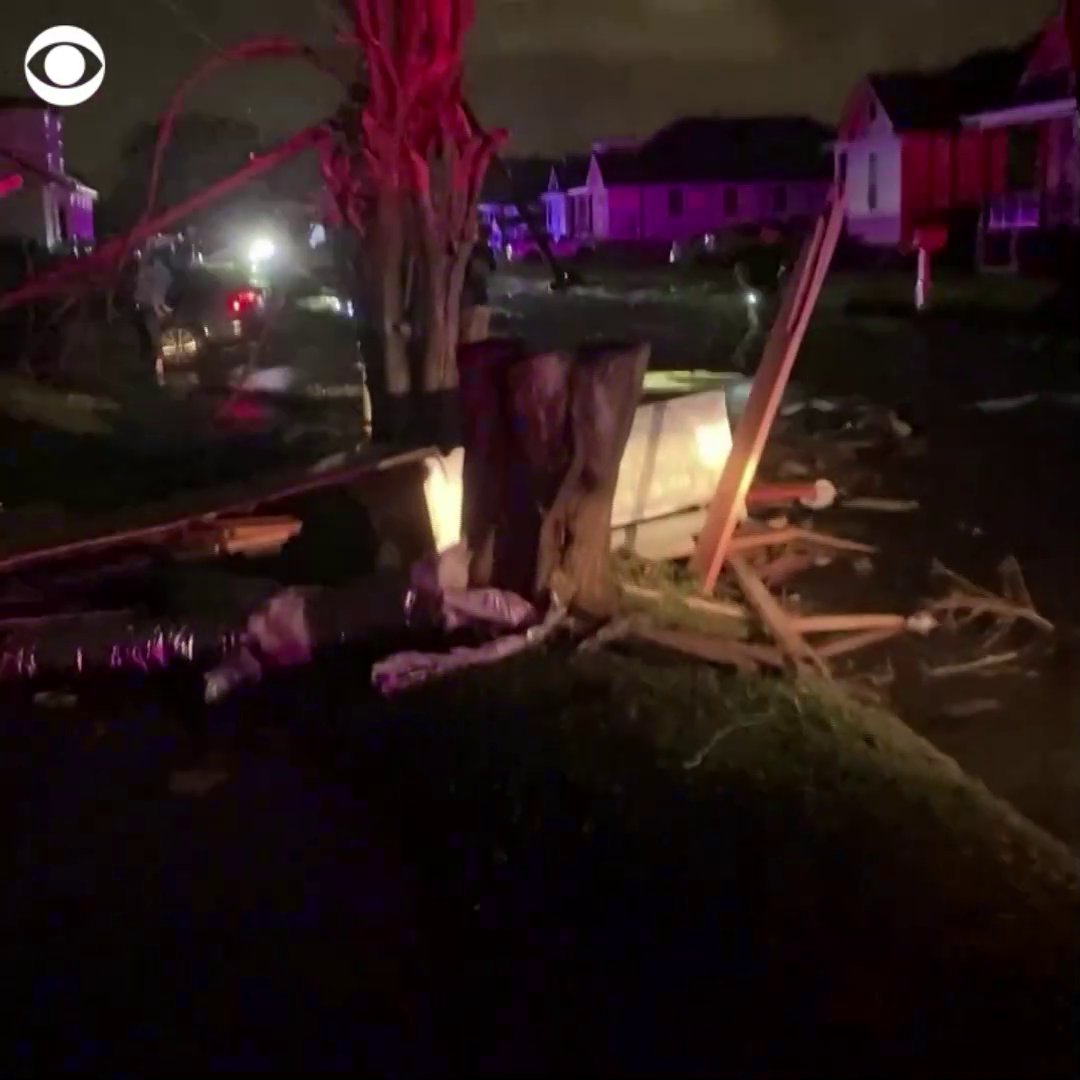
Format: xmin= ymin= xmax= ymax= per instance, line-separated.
xmin=961 ymin=9 xmax=1079 ymax=270
xmin=542 ymin=118 xmax=834 ymax=249
xmin=0 ymin=97 xmax=97 ymax=252
xmin=834 ymin=47 xmax=1028 ymax=252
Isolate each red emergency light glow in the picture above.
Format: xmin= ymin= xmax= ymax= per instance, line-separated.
xmin=0 ymin=174 xmax=25 ymax=199
xmin=228 ymin=288 xmax=262 ymax=316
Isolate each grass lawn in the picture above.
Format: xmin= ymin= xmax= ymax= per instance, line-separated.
xmin=3 ymin=618 xmax=1078 ymax=1075
xmin=288 ymin=643 xmax=1079 ymax=1076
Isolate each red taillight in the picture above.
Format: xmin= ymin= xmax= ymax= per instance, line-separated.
xmin=228 ymin=288 xmax=262 ymax=316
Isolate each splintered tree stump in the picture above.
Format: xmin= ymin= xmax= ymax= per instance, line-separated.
xmin=457 ymin=337 xmax=530 ymax=590
xmin=458 ymin=338 xmax=649 ymax=616
xmin=540 ymin=342 xmax=650 ymax=614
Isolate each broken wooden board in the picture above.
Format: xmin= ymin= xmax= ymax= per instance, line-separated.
xmin=0 ymin=447 xmax=434 ymax=577
xmin=175 ymin=516 xmax=304 ymax=559
xmin=727 ymin=555 xmax=829 ymax=679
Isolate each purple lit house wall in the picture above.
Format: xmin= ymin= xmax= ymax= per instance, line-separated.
xmin=543 ymin=117 xmax=834 ymax=247
xmin=0 ymin=99 xmax=97 ymax=251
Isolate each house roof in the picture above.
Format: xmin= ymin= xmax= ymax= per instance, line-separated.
xmin=868 ymin=43 xmax=1033 ymax=131
xmin=549 ymin=154 xmax=591 ymax=190
xmin=594 ymin=116 xmax=835 ymax=186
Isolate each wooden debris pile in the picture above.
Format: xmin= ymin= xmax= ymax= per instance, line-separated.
xmin=600 ymin=532 xmax=1057 ymax=703
xmin=609 ymin=514 xmax=935 ymax=683
xmin=920 ymin=557 xmax=1055 ymax=680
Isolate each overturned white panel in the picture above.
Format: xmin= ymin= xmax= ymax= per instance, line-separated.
xmin=611 ymin=390 xmax=731 ymax=529
xmin=419 ymin=390 xmax=732 ymax=553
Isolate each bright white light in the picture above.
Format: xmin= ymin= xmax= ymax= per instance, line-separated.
xmin=248 ymin=237 xmax=276 ymax=264
xmin=745 ymin=291 xmax=760 ymax=306
xmin=44 ymin=44 xmax=85 ymax=87
xmin=422 ymin=449 xmax=465 ymax=553
xmin=694 ymin=420 xmax=734 ymax=471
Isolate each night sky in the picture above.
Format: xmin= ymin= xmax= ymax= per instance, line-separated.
xmin=0 ymin=0 xmax=1059 ymax=188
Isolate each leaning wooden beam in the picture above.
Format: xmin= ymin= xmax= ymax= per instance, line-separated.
xmin=728 ymin=555 xmax=829 ymax=679
xmin=691 ymin=192 xmax=846 ymax=593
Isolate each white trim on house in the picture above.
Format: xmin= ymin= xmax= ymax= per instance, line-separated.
xmin=962 ymin=97 xmax=1077 ymax=130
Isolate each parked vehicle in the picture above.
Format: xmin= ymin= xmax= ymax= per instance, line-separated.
xmin=158 ymin=267 xmax=269 ymax=368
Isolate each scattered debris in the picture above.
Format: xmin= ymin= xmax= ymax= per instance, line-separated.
xmin=169 ymin=768 xmax=229 ymax=798
xmin=728 ymin=526 xmax=876 ymax=556
xmin=924 ymin=651 xmax=1022 ymax=680
xmin=792 ymin=613 xmax=907 ymax=635
xmin=747 ymin=479 xmax=837 ymax=511
xmin=577 ymin=614 xmax=646 ymax=654
xmin=33 ymin=689 xmax=78 ymax=709
xmin=373 ymin=600 xmax=567 ymax=695
xmin=970 ymin=394 xmax=1040 ymax=415
xmin=887 ymin=412 xmax=914 ymax=439
xmin=759 ymin=551 xmax=820 ymax=587
xmin=728 ymin=556 xmax=829 ymax=679
xmin=777 ymin=460 xmax=811 ymax=478
xmin=906 ymin=611 xmax=940 ymax=636
xmin=178 ymin=515 xmax=304 ymax=559
xmin=619 ymin=583 xmax=747 ymax=624
xmin=817 ymin=628 xmax=904 ymax=659
xmin=842 ymin=497 xmax=921 ymax=514
xmin=942 ymin=699 xmax=1003 ymax=719
xmin=852 ymin=555 xmax=875 ymax=578
xmin=929 ymin=559 xmax=1054 ymax=635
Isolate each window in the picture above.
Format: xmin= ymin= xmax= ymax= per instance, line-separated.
xmin=1006 ymin=125 xmax=1038 ymax=192
xmin=772 ymin=186 xmax=788 ymax=214
xmin=668 ymin=188 xmax=684 ymax=218
xmin=724 ymin=187 xmax=738 ymax=216
xmin=868 ymin=152 xmax=879 ymax=212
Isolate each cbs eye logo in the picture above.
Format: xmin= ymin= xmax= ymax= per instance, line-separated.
xmin=24 ymin=26 xmax=106 ymax=107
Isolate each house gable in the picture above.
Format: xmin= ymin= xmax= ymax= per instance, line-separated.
xmin=840 ymin=80 xmax=896 ymax=140
xmin=1022 ymin=12 xmax=1073 ymax=86
xmin=586 ymin=155 xmax=605 ymax=192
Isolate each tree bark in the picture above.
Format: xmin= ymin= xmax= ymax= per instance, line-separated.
xmin=457 ymin=337 xmax=529 ymax=589
xmin=459 ymin=338 xmax=649 ymax=616
xmin=539 ymin=342 xmax=650 ymax=615
xmin=365 ymin=191 xmax=411 ymax=443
